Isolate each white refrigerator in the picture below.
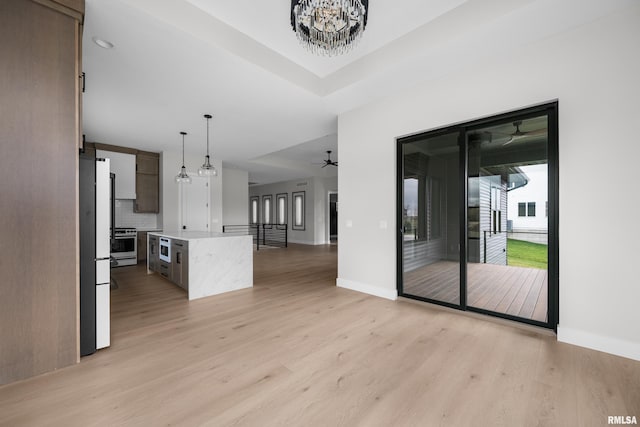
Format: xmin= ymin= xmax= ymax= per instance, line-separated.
xmin=95 ymin=158 xmax=111 ymax=350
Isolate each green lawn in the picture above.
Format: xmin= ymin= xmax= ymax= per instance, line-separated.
xmin=507 ymin=238 xmax=548 ymax=270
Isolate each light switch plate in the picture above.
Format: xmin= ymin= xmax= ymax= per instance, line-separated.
xmin=346 ymin=220 xmax=353 ymax=228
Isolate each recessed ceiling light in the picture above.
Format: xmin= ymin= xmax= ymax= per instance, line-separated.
xmin=92 ymin=37 xmax=114 ymax=49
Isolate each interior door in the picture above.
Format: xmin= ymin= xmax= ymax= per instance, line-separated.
xmin=400 ymin=129 xmax=461 ymax=307
xmin=181 ymin=176 xmax=210 ymax=231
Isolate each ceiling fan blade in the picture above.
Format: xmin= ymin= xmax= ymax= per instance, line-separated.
xmin=502 ymin=136 xmax=515 ymax=146
xmin=525 ymin=128 xmax=547 ymax=136
xmin=321 ymin=164 xmax=327 ymax=168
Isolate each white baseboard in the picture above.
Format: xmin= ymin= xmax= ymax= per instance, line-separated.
xmin=557 ymin=326 xmax=640 ymax=361
xmin=336 ymin=278 xmax=398 ymax=301
xmin=287 ymin=239 xmax=327 ymax=245
xmin=287 ymin=239 xmax=314 ymax=245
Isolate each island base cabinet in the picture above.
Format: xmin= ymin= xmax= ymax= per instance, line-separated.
xmin=147 ymin=231 xmax=252 ymax=300
xmin=148 ymin=235 xmax=159 ymax=272
xmin=159 ymin=261 xmax=171 ymax=280
xmin=171 ymin=240 xmax=189 ymax=291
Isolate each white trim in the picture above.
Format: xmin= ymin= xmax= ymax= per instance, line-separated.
xmin=557 ymin=326 xmax=640 ymax=361
xmin=336 ymin=278 xmax=398 ymax=301
xmin=288 ymin=239 xmax=324 ymax=245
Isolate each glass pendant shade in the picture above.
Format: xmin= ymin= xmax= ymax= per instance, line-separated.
xmin=198 ymin=114 xmax=217 ymax=177
xmin=175 ymin=131 xmax=191 ymax=184
xmin=198 ymin=155 xmax=217 ymax=176
xmin=175 ymin=166 xmax=191 ymax=184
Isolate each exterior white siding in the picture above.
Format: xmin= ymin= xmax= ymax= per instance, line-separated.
xmin=507 ymin=164 xmax=548 ymax=232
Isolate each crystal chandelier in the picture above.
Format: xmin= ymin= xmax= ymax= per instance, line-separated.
xmin=290 ymin=0 xmax=369 ymax=56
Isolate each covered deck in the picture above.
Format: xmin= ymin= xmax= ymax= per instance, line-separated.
xmin=403 ymin=261 xmax=548 ymax=323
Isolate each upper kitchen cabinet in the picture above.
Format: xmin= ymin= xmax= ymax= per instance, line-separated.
xmin=96 ymin=150 xmax=136 ymax=199
xmin=135 ymin=151 xmax=159 ymax=213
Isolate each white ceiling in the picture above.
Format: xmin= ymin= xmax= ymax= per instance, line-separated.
xmin=82 ymin=0 xmax=634 ymax=184
xmin=184 ymin=0 xmax=467 ymax=77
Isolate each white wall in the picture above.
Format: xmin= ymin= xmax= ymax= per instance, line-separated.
xmin=338 ymin=4 xmax=640 ymax=360
xmin=222 ymin=167 xmax=249 ymax=226
xmin=160 ymin=150 xmax=223 ymax=232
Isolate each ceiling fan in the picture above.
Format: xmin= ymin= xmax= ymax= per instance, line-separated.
xmin=319 ymin=150 xmax=338 ymax=168
xmin=501 ymin=120 xmax=547 ymax=145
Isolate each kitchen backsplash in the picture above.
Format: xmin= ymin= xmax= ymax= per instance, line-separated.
xmin=115 ymin=199 xmax=158 ymax=229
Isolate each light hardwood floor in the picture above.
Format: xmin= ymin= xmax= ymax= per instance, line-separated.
xmin=1 ymin=244 xmax=638 ymax=426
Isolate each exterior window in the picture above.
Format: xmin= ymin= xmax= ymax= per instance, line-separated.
xmin=519 ymin=201 xmax=536 ymax=217
xmin=276 ymin=193 xmax=287 ymax=225
xmin=491 ymin=186 xmax=501 ymax=234
xmin=292 ymin=191 xmax=305 ymax=230
xmin=250 ymin=196 xmax=259 ymax=224
xmin=527 ymin=202 xmax=536 ymax=217
xmin=262 ymin=195 xmax=272 ymax=224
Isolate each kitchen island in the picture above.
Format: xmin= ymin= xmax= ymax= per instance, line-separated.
xmin=147 ymin=231 xmax=253 ymax=300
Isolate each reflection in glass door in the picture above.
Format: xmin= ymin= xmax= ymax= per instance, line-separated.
xmin=400 ymin=130 xmax=460 ymax=307
xmin=466 ymin=115 xmax=549 ymax=322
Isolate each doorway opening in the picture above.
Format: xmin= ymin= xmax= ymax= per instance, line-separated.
xmin=329 ymin=192 xmax=338 ymax=243
xmin=397 ymin=102 xmax=558 ymax=329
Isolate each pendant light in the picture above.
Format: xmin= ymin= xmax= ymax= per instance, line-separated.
xmin=175 ymin=131 xmax=191 ymax=184
xmin=198 ymin=114 xmax=217 ymax=177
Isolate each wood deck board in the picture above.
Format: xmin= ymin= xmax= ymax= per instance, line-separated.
xmin=404 ymin=261 xmax=548 ymax=322
xmin=472 ymin=264 xmax=526 ymax=312
xmin=493 ymin=267 xmax=532 ymax=314
xmin=532 ymin=273 xmax=549 ymax=322
xmin=404 ymin=261 xmax=459 ymax=304
xmin=516 ymin=269 xmax=546 ymax=319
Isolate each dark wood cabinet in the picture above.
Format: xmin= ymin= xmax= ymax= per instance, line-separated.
xmin=137 ymin=231 xmax=148 ymax=262
xmin=136 ymin=154 xmax=159 ymax=174
xmin=135 ymin=152 xmax=159 ymax=213
xmin=170 ymin=240 xmax=189 ymax=291
xmin=148 ymin=234 xmax=159 ymax=271
xmin=0 ymin=0 xmax=84 ymax=385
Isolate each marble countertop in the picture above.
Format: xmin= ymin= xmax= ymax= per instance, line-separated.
xmin=149 ymin=230 xmax=249 ymax=241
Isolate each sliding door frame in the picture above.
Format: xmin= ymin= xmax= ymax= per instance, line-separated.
xmin=396 ymin=124 xmax=464 ymax=310
xmin=397 ymin=101 xmax=559 ymax=330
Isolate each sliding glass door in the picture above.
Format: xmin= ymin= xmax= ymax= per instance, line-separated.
xmin=400 ymin=129 xmax=461 ymax=307
xmin=466 ymin=114 xmax=550 ymax=323
xmin=397 ymin=103 xmax=558 ymax=329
